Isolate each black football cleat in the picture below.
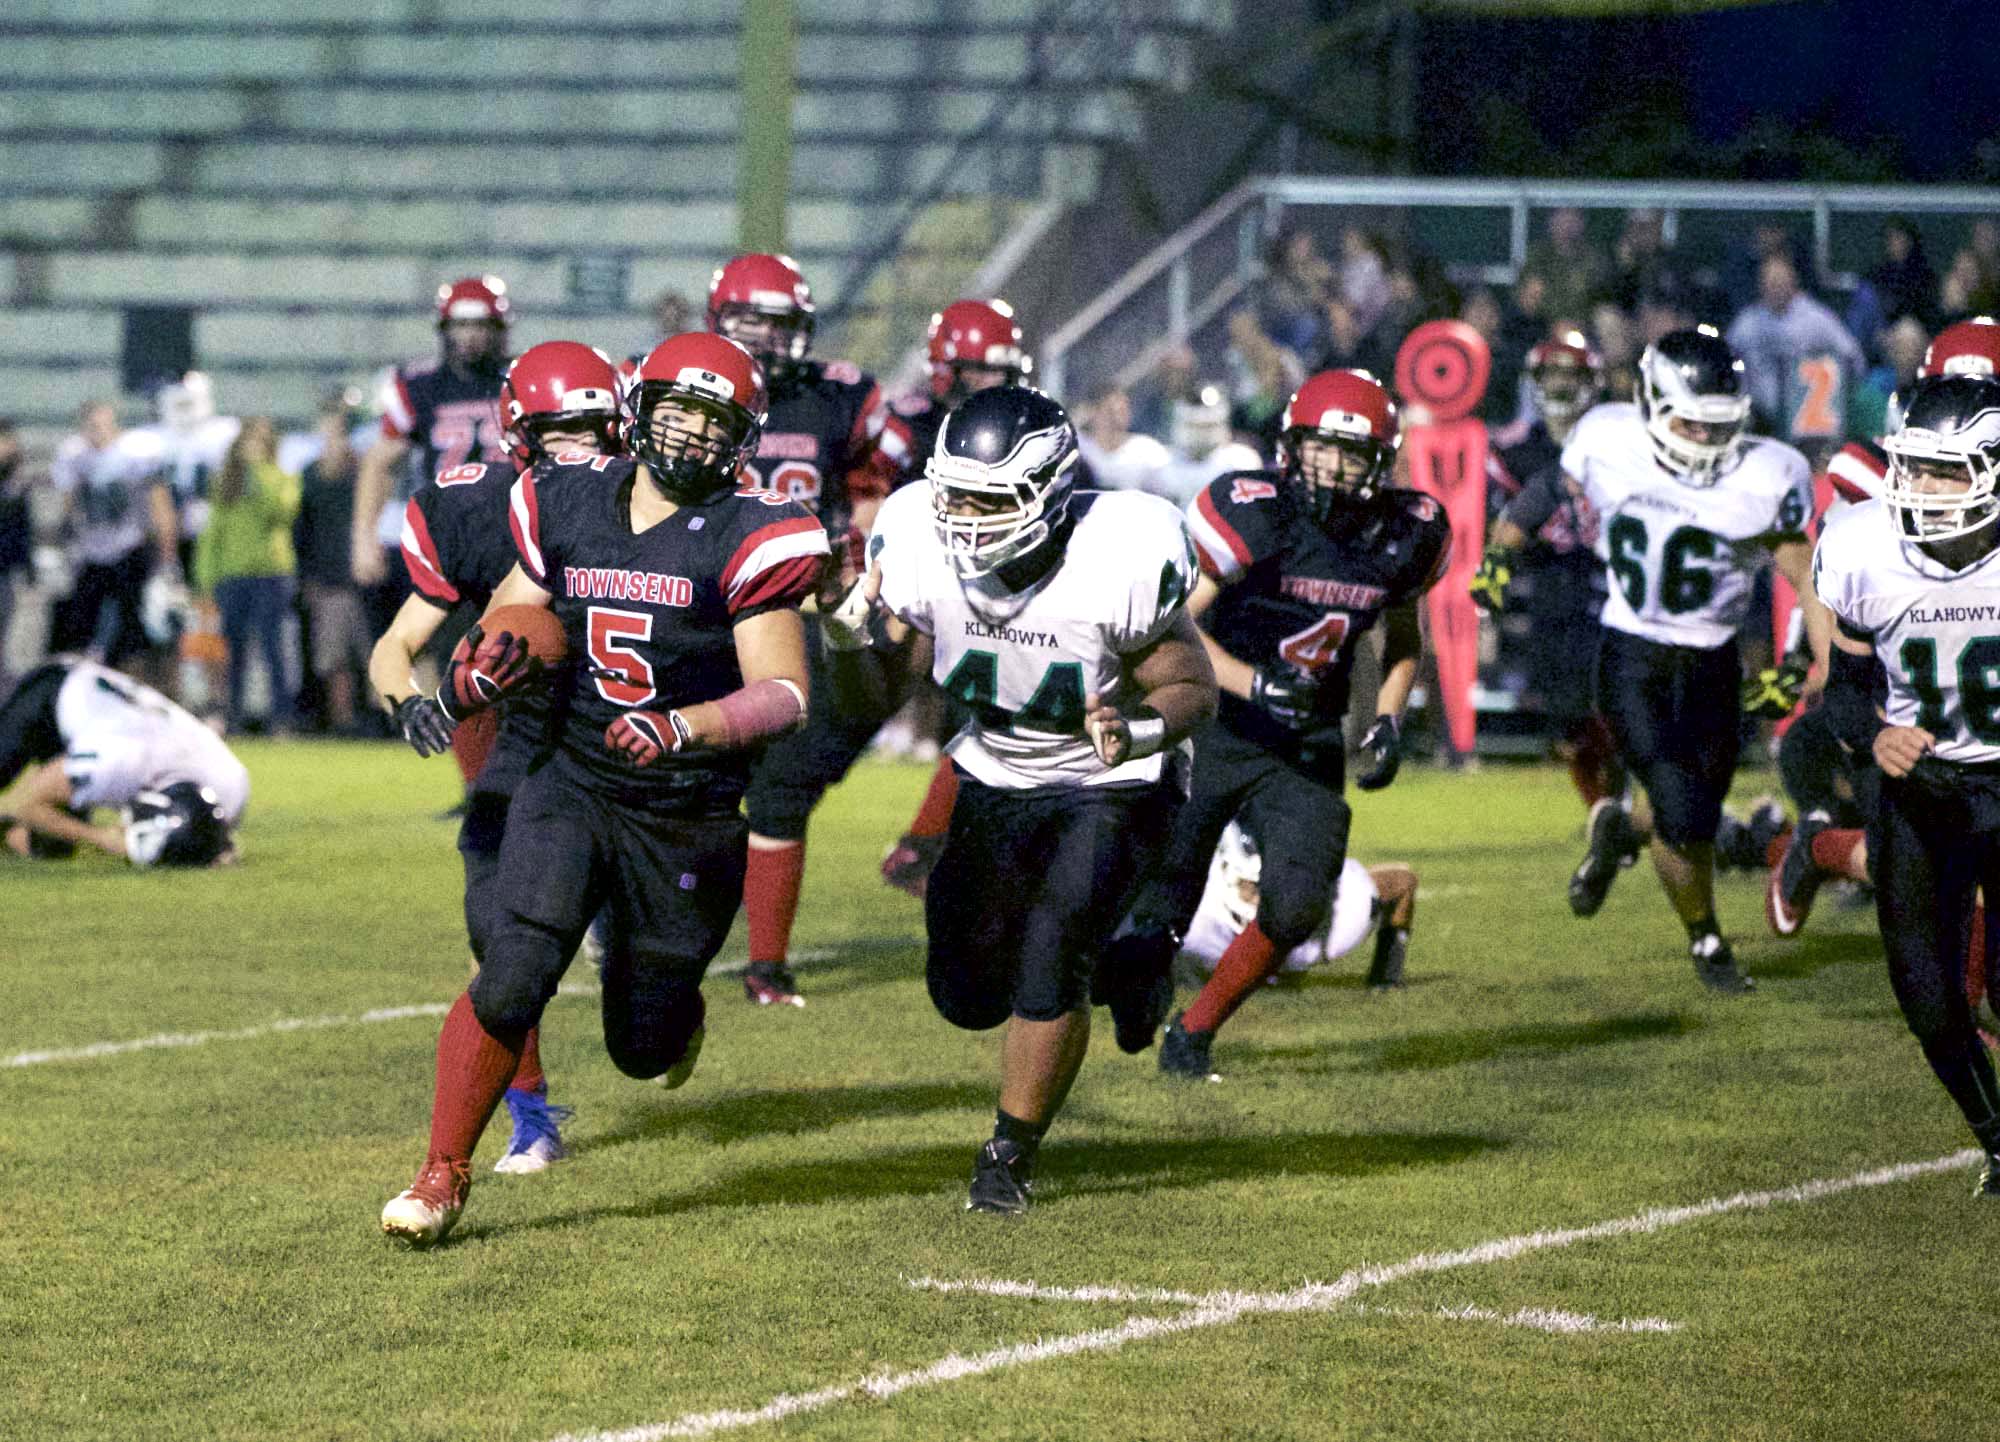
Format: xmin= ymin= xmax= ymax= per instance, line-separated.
xmin=1102 ymin=926 xmax=1179 ymax=1054
xmin=1690 ymin=933 xmax=1755 ymax=994
xmin=1976 ymin=1154 xmax=2000 ymax=1198
xmin=1366 ymin=925 xmax=1409 ymax=991
xmin=966 ymin=1139 xmax=1035 ymax=1215
xmin=743 ymin=961 xmax=805 ymax=1008
xmin=1569 ymin=798 xmax=1638 ymax=918
xmin=1159 ymin=1011 xmax=1220 ymax=1081
xmin=1766 ymin=809 xmax=1830 ymax=938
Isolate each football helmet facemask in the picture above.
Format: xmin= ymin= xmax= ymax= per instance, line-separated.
xmin=123 ymin=781 xmax=231 ymax=868
xmin=500 ymin=341 xmax=624 ymax=468
xmin=927 ymin=385 xmax=1079 ymax=579
xmin=1636 ymin=326 xmax=1750 ymax=486
xmin=1882 ymin=374 xmax=2000 ymax=544
xmin=626 ymin=332 xmax=768 ymax=505
xmin=1278 ymin=369 xmax=1400 ymax=522
xmin=435 ymin=275 xmax=510 ymax=370
xmin=1526 ymin=331 xmax=1603 ymax=428
xmin=707 ymin=253 xmax=815 ymax=382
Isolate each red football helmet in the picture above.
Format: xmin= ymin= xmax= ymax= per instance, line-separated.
xmin=927 ymin=299 xmax=1028 ymax=401
xmin=707 ymin=253 xmax=815 ymax=376
xmin=435 ymin=275 xmax=509 ymax=369
xmin=1921 ymin=316 xmax=2000 ymax=380
xmin=1278 ymin=369 xmax=1401 ymax=518
xmin=499 ymin=341 xmax=624 ymax=468
xmin=625 ymin=331 xmax=769 ymax=504
xmin=1525 ymin=329 xmax=1604 ymax=427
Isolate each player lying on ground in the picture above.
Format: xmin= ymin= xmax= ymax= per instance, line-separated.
xmin=824 ymin=384 xmax=1216 ymax=1214
xmin=0 ymin=657 xmax=244 ymax=867
xmin=382 ymin=333 xmax=828 ymax=1247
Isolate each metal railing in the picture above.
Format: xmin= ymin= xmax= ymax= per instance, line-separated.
xmin=1042 ymin=174 xmax=2000 ymax=401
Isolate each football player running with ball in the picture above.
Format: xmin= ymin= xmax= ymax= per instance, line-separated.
xmin=1552 ymin=326 xmax=1828 ymax=993
xmin=370 ymin=340 xmax=625 ymax=1177
xmin=1105 ymin=369 xmax=1448 ymax=1082
xmin=1813 ymin=373 xmax=2000 ymax=1194
xmin=382 ymin=334 xmax=828 ymax=1246
xmin=824 ymin=385 xmax=1216 ymax=1214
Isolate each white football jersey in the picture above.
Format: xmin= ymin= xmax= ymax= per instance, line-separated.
xmin=1814 ymin=499 xmax=2000 ymax=765
xmin=1182 ymin=856 xmax=1380 ymax=974
xmin=1562 ymin=403 xmax=1812 ymax=649
xmin=872 ymin=484 xmax=1199 ymax=789
xmin=55 ymin=662 xmax=250 ymax=820
xmin=142 ymin=415 xmax=241 ymax=539
xmin=50 ymin=428 xmax=168 ymax=566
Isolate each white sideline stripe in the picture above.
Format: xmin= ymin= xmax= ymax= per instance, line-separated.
xmin=906 ymin=1278 xmax=1680 ymax=1336
xmin=548 ymin=1150 xmax=1975 ymax=1442
xmin=3 ymin=949 xmax=838 ymax=1069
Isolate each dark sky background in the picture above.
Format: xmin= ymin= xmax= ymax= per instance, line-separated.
xmin=1414 ymin=0 xmax=1998 ymax=181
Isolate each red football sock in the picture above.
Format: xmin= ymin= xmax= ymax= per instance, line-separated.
xmin=508 ymin=1025 xmax=545 ymax=1094
xmin=1182 ymin=922 xmax=1281 ymax=1035
xmin=908 ymin=757 xmax=959 ymax=839
xmin=1968 ymin=905 xmax=1988 ymax=1013
xmin=1810 ymin=827 xmax=1866 ymax=881
xmin=745 ymin=839 xmax=806 ymax=965
xmin=452 ymin=707 xmax=498 ymax=787
xmin=427 ymin=992 xmax=524 ymax=1165
xmin=1566 ymin=716 xmax=1619 ymax=808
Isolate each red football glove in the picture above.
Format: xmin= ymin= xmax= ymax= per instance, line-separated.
xmin=604 ymin=709 xmax=693 ymax=767
xmin=439 ymin=625 xmax=538 ymax=719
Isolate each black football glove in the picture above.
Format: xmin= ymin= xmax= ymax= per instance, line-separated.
xmin=1741 ymin=662 xmax=1809 ymax=720
xmin=1355 ymin=713 xmax=1403 ymax=791
xmin=1468 ymin=545 xmax=1512 ymax=614
xmin=394 ymin=694 xmax=455 ymax=758
xmin=1249 ymin=665 xmax=1320 ymax=731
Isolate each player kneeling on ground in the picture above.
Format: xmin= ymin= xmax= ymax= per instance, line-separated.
xmin=824 ymin=385 xmax=1216 ymax=1215
xmin=1813 ymin=372 xmax=2000 ymax=1195
xmin=1182 ymin=823 xmax=1416 ymax=989
xmin=382 ymin=334 xmax=828 ymax=1247
xmin=0 ymin=657 xmax=245 ymax=867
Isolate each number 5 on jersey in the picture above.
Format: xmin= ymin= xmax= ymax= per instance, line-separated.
xmin=589 ymin=606 xmax=655 ymax=705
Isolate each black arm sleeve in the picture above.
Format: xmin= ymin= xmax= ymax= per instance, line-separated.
xmin=1822 ymin=643 xmax=1886 ymax=754
xmin=1499 ymin=464 xmax=1566 ymax=537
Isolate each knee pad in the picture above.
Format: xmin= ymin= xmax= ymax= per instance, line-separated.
xmin=470 ymin=926 xmax=565 ymax=1034
xmin=1643 ymin=763 xmax=1723 ymax=850
xmin=744 ymin=778 xmax=817 ymax=841
xmin=602 ymin=970 xmax=706 ymax=1080
xmin=926 ymin=967 xmax=1011 ymax=1032
xmin=1257 ymin=880 xmax=1332 ymax=954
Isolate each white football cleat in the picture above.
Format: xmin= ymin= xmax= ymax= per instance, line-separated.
xmin=382 ymin=1159 xmax=471 ymax=1248
xmin=492 ymin=1089 xmax=573 ymax=1175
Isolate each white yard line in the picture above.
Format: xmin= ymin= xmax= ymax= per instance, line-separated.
xmin=3 ymin=949 xmax=839 ymax=1069
xmin=547 ymin=1149 xmax=1975 ymax=1442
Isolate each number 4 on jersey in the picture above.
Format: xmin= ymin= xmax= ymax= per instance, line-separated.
xmin=941 ymin=649 xmax=1086 ymax=734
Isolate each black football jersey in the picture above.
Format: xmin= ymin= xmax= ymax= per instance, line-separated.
xmin=511 ymin=454 xmax=828 ymax=808
xmin=891 ymin=393 xmax=947 ymax=486
xmin=1186 ymin=471 xmax=1450 ymax=756
xmin=1495 ymin=422 xmax=1595 ymax=558
xmin=399 ymin=458 xmax=551 ymax=796
xmin=382 ymin=355 xmax=510 ymax=489
xmin=743 ymin=359 xmax=910 ymax=538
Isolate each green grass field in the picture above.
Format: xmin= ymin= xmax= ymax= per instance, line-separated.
xmin=3 ymin=741 xmax=1987 ymax=1442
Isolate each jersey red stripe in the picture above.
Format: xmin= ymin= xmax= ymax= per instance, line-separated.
xmin=399 ymin=499 xmax=459 ymax=604
xmin=721 ymin=514 xmax=828 ymax=600
xmin=508 ymin=472 xmax=546 ymax=583
xmin=728 ymin=553 xmax=823 ymax=617
xmin=1193 ymin=486 xmax=1253 ymax=574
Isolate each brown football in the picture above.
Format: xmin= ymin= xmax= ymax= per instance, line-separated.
xmin=478 ymin=603 xmax=569 ymax=666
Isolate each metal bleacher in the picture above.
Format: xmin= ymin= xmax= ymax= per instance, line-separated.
xmin=0 ymin=0 xmax=1237 ymax=447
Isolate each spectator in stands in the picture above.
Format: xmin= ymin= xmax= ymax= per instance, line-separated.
xmin=1867 ymin=217 xmax=1938 ymax=332
xmin=648 ymin=289 xmax=694 ymax=352
xmin=1725 ymin=252 xmax=1866 ymax=431
xmin=1224 ymin=307 xmax=1307 ymax=449
xmin=1523 ymin=208 xmax=1607 ymax=331
xmin=50 ymin=401 xmax=175 ymax=679
xmin=1128 ymin=342 xmax=1200 ymax=443
xmin=1939 ymin=245 xmax=2000 ymax=325
xmin=1723 ymin=221 xmax=1807 ymax=313
xmin=293 ymin=398 xmax=370 ymax=733
xmin=1607 ymin=207 xmax=1680 ymax=314
xmin=0 ymin=420 xmax=29 ymax=677
xmin=1077 ymin=383 xmax=1179 ymax=501
xmin=1315 ymin=298 xmax=1393 ymax=380
xmin=1850 ymin=314 xmax=1929 ymax=440
xmin=1589 ymin=302 xmax=1641 ymax=402
xmin=1259 ymin=225 xmax=1335 ymax=358
xmin=197 ymin=417 xmax=300 ymax=735
xmin=1337 ymin=226 xmax=1394 ymax=343
xmin=1460 ymin=288 xmax=1522 ymax=426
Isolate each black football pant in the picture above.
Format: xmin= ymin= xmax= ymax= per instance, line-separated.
xmin=0 ymin=661 xmax=68 ymax=792
xmin=1871 ymin=760 xmax=2000 ymax=1150
xmin=1777 ymin=703 xmax=1880 ymax=830
xmin=926 ymin=770 xmax=1177 ymax=1028
xmin=473 ymin=755 xmax=746 ymax=1079
xmin=1596 ymin=629 xmax=1740 ymax=849
xmin=744 ymin=617 xmax=895 ymax=840
xmin=1123 ymin=723 xmax=1351 ymax=954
